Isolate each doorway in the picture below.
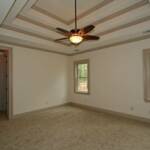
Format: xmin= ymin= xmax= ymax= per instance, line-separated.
xmin=0 ymin=50 xmax=7 ymax=118
xmin=0 ymin=48 xmax=12 ymax=120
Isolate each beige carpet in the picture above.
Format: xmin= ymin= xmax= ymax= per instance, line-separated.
xmin=0 ymin=105 xmax=150 ymax=150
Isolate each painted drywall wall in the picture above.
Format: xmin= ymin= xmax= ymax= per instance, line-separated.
xmin=0 ymin=43 xmax=69 ymax=115
xmin=69 ymin=39 xmax=150 ymax=119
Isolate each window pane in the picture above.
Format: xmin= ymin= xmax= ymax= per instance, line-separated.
xmin=77 ymin=63 xmax=88 ymax=93
xmin=78 ymin=77 xmax=88 ymax=92
xmin=78 ymin=64 xmax=88 ymax=78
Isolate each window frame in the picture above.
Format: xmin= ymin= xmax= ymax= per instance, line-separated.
xmin=74 ymin=59 xmax=90 ymax=94
xmin=143 ymin=49 xmax=150 ymax=102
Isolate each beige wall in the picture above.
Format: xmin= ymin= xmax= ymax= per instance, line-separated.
xmin=0 ymin=43 xmax=69 ymax=115
xmin=13 ymin=46 xmax=69 ymax=115
xmin=69 ymin=39 xmax=150 ymax=119
xmin=1 ymin=39 xmax=150 ymax=119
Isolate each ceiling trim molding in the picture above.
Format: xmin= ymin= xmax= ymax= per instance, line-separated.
xmin=17 ymin=15 xmax=70 ymax=39
xmin=17 ymin=15 xmax=55 ymax=30
xmin=32 ymin=0 xmax=114 ymax=25
xmin=1 ymin=25 xmax=71 ymax=47
xmin=32 ymin=5 xmax=69 ymax=25
xmin=3 ymin=0 xmax=29 ymax=25
xmin=68 ymin=0 xmax=114 ymax=25
xmin=93 ymin=0 xmax=149 ymax=26
xmin=16 ymin=15 xmax=73 ymax=45
xmin=97 ymin=15 xmax=150 ymax=36
xmin=1 ymin=34 xmax=150 ymax=56
xmin=0 ymin=0 xmax=16 ymax=26
xmin=21 ymin=0 xmax=39 ymax=14
xmin=17 ymin=0 xmax=149 ymax=37
xmin=72 ymin=34 xmax=150 ymax=56
xmin=0 ymin=40 xmax=70 ymax=56
xmin=14 ymin=0 xmax=29 ymax=18
xmin=4 ymin=15 xmax=150 ymax=48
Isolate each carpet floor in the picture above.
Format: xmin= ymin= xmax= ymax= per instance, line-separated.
xmin=0 ymin=105 xmax=150 ymax=150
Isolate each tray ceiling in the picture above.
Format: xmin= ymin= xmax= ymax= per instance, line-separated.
xmin=0 ymin=0 xmax=150 ymax=55
xmin=35 ymin=0 xmax=103 ymax=23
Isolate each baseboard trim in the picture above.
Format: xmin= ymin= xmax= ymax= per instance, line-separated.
xmin=12 ymin=102 xmax=150 ymax=124
xmin=13 ymin=103 xmax=70 ymax=119
xmin=69 ymin=102 xmax=150 ymax=124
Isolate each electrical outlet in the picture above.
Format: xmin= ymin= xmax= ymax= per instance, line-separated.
xmin=130 ymin=106 xmax=134 ymax=111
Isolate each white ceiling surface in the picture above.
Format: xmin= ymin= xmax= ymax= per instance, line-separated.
xmin=0 ymin=0 xmax=150 ymax=55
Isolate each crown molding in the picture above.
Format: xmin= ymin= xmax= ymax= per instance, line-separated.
xmin=94 ymin=0 xmax=149 ymax=26
xmin=3 ymin=15 xmax=150 ymax=51
xmin=1 ymin=25 xmax=71 ymax=47
xmin=72 ymin=34 xmax=150 ymax=56
xmin=0 ymin=40 xmax=70 ymax=56
xmin=31 ymin=5 xmax=69 ymax=25
xmin=16 ymin=15 xmax=71 ymax=39
xmin=97 ymin=16 xmax=150 ymax=36
xmin=17 ymin=15 xmax=55 ymax=30
xmin=17 ymin=0 xmax=149 ymax=37
xmin=68 ymin=0 xmax=114 ymax=25
xmin=0 ymin=0 xmax=16 ymax=26
xmin=21 ymin=0 xmax=38 ymax=14
xmin=32 ymin=0 xmax=114 ymax=25
xmin=1 ymin=34 xmax=150 ymax=57
xmin=3 ymin=0 xmax=28 ymax=25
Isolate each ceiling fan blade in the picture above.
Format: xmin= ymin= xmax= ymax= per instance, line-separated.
xmin=71 ymin=29 xmax=80 ymax=34
xmin=56 ymin=28 xmax=70 ymax=35
xmin=83 ymin=35 xmax=99 ymax=40
xmin=54 ymin=38 xmax=68 ymax=41
xmin=81 ymin=25 xmax=95 ymax=34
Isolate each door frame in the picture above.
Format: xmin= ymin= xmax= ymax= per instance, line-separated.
xmin=0 ymin=46 xmax=13 ymax=119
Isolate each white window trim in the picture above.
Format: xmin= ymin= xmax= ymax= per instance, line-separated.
xmin=74 ymin=59 xmax=90 ymax=94
xmin=143 ymin=49 xmax=150 ymax=102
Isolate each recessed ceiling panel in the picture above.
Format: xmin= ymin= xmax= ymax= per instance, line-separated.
xmin=35 ymin=0 xmax=103 ymax=22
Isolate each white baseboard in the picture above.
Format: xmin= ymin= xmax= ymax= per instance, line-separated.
xmin=13 ymin=102 xmax=70 ymax=119
xmin=12 ymin=102 xmax=150 ymax=124
xmin=69 ymin=102 xmax=150 ymax=124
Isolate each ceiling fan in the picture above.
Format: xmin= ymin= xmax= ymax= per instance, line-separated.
xmin=55 ymin=0 xmax=100 ymax=45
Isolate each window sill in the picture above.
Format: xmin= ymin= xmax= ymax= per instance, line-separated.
xmin=74 ymin=91 xmax=90 ymax=95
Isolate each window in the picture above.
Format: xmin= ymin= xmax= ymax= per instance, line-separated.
xmin=74 ymin=59 xmax=89 ymax=94
xmin=143 ymin=49 xmax=150 ymax=102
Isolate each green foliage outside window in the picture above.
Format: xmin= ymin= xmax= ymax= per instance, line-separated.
xmin=77 ymin=64 xmax=88 ymax=82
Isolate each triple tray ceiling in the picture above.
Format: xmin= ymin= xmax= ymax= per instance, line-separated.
xmin=0 ymin=0 xmax=150 ymax=55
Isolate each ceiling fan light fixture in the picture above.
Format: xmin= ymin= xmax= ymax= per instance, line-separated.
xmin=69 ymin=34 xmax=83 ymax=44
xmin=55 ymin=0 xmax=99 ymax=44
